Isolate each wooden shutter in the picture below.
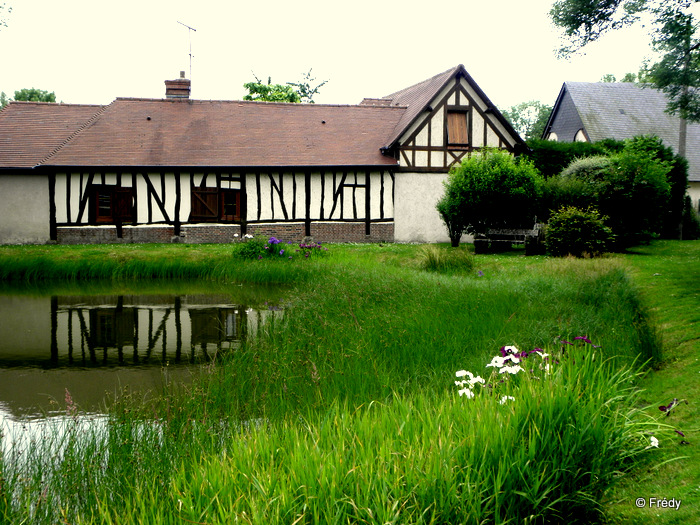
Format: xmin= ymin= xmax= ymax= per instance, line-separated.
xmin=191 ymin=189 xmax=219 ymax=221
xmin=114 ymin=188 xmax=135 ymax=222
xmin=447 ymin=111 xmax=468 ymax=145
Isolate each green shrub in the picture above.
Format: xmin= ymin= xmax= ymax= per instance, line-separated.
xmin=436 ymin=149 xmax=544 ymax=246
xmin=560 ymin=154 xmax=611 ymax=180
xmin=524 ymin=138 xmax=623 ymax=178
xmin=231 ymin=235 xmax=269 ymax=260
xmin=546 ymin=206 xmax=614 ymax=257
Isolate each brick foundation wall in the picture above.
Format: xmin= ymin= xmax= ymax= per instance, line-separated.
xmin=181 ymin=224 xmax=242 ymax=243
xmin=55 ymin=221 xmax=394 ymax=244
xmin=57 ymin=225 xmax=174 ymax=244
xmin=310 ymin=222 xmax=394 ymax=243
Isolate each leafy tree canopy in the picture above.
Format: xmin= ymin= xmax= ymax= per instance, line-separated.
xmin=502 ymin=100 xmax=552 ymax=140
xmin=1 ymin=88 xmax=57 ymax=108
xmin=13 ymin=88 xmax=56 ymax=103
xmin=243 ymin=76 xmax=301 ymax=103
xmin=243 ymin=70 xmax=328 ymax=103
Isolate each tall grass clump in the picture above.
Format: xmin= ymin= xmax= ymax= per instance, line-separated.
xmin=418 ymin=244 xmax=474 ymax=273
xmin=160 ymin=343 xmax=663 ymax=525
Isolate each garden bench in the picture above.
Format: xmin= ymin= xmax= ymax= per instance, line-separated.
xmin=473 ymin=224 xmax=545 ymax=255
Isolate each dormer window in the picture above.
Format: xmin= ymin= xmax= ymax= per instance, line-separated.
xmin=446 ymin=108 xmax=469 ymax=146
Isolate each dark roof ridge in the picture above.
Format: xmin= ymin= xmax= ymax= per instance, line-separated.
xmin=38 ymin=102 xmax=113 ymax=167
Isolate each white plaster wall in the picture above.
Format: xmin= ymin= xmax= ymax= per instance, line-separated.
xmin=688 ymin=182 xmax=700 ymax=212
xmin=394 ymin=171 xmax=467 ymax=243
xmin=0 ymin=175 xmax=50 ymax=244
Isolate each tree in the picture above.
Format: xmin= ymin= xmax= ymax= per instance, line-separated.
xmin=1 ymin=88 xmax=57 ymax=109
xmin=243 ymin=75 xmax=301 ymax=103
xmin=436 ymin=150 xmax=544 ymax=247
xmin=13 ymin=88 xmax=56 ymax=103
xmin=502 ymin=101 xmax=552 ymax=140
xmin=286 ymin=69 xmax=328 ymax=104
xmin=550 ymin=0 xmax=700 ymax=125
xmin=243 ymin=70 xmax=328 ymax=103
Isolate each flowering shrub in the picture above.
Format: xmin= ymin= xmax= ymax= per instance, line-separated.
xmin=232 ymin=235 xmax=329 ymax=261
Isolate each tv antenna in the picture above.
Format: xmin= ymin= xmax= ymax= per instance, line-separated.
xmin=177 ymin=21 xmax=197 ymax=80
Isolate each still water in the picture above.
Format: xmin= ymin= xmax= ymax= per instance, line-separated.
xmin=0 ymin=283 xmax=286 ymax=422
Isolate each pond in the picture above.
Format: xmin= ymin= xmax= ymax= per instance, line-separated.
xmin=0 ymin=282 xmax=287 ymax=425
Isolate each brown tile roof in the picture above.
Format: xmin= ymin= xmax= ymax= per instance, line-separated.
xmin=43 ymin=98 xmax=406 ymax=168
xmin=0 ymin=102 xmax=105 ymax=168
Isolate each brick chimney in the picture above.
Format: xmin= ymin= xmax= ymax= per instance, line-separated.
xmin=165 ymin=71 xmax=191 ymax=99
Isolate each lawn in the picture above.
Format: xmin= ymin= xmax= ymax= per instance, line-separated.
xmin=0 ymin=240 xmax=697 ymax=523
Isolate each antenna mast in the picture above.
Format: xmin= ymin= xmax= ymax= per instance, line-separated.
xmin=177 ymin=21 xmax=197 ymax=79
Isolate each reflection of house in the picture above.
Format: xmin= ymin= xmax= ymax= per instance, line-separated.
xmin=0 ymin=65 xmax=524 ymax=245
xmin=543 ymin=82 xmax=700 ymax=209
xmin=0 ymin=294 xmax=275 ymax=368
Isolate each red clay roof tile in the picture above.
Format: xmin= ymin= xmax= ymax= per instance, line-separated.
xmin=42 ymin=98 xmax=405 ymax=168
xmin=0 ymin=102 xmax=104 ymax=168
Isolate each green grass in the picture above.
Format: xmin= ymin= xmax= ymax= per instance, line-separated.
xmin=601 ymin=241 xmax=700 ymax=524
xmin=0 ymin=241 xmax=697 ymax=523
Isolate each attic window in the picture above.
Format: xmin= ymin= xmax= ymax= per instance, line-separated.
xmin=446 ymin=109 xmax=469 ymax=146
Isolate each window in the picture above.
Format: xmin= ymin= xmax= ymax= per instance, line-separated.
xmin=446 ymin=109 xmax=469 ymax=146
xmin=190 ymin=188 xmax=241 ymax=222
xmin=574 ymin=129 xmax=588 ymax=142
xmin=90 ymin=185 xmax=135 ymax=224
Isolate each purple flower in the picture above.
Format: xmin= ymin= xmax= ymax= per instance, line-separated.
xmin=268 ymin=237 xmax=280 ymax=245
xmin=279 ymin=249 xmax=284 ymax=256
xmin=560 ymin=340 xmax=574 ymax=346
xmin=258 ymin=255 xmax=263 ymax=260
xmin=477 ymin=270 xmax=484 ymax=277
xmin=659 ymin=398 xmax=682 ymax=415
xmin=675 ymin=429 xmax=685 ymax=437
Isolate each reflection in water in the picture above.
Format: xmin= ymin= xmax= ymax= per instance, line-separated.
xmin=0 ymin=291 xmax=283 ymax=420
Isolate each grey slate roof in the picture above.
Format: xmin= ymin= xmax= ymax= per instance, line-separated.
xmin=563 ymin=82 xmax=700 ymax=181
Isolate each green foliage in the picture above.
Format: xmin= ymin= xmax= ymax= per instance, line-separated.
xmin=541 ymin=138 xmax=673 ymax=248
xmin=524 ymin=138 xmax=623 ymax=178
xmin=502 ymin=100 xmax=552 ymax=140
xmin=625 ymin=135 xmax=688 ymax=238
xmin=436 ymin=149 xmax=544 ymax=245
xmin=602 ymin=146 xmax=672 ymax=246
xmin=242 ymin=70 xmax=327 ymax=103
xmin=286 ymin=69 xmax=328 ymax=104
xmin=0 ymin=91 xmax=8 ymax=109
xmin=550 ymin=0 xmax=648 ymax=58
xmin=231 ymin=235 xmax=329 ymax=261
xmin=546 ymin=206 xmax=615 ymax=257
xmin=13 ymin=88 xmax=56 ymax=103
xmin=242 ymin=77 xmax=301 ymax=103
xmin=681 ymin=195 xmax=700 ymax=239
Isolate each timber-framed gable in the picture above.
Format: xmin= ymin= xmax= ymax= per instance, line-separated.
xmin=393 ymin=72 xmax=519 ymax=172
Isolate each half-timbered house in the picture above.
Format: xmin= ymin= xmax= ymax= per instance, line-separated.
xmin=0 ymin=65 xmax=524 ymax=245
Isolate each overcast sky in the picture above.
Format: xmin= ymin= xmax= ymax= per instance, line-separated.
xmin=1 ymin=0 xmax=661 ymax=111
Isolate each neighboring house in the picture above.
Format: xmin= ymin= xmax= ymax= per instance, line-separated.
xmin=543 ymin=81 xmax=700 ymax=211
xmin=0 ymin=65 xmax=524 ymax=245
